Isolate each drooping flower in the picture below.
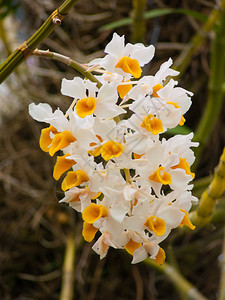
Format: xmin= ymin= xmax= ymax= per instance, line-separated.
xmin=29 ymin=32 xmax=198 ymax=265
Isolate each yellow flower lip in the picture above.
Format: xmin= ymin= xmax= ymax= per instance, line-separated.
xmin=61 ymin=170 xmax=89 ymax=191
xmin=171 ymin=157 xmax=195 ymax=179
xmin=144 ymin=216 xmax=166 ymax=236
xmin=124 ymin=239 xmax=141 ymax=255
xmin=115 ymin=56 xmax=142 ymax=78
xmin=82 ymin=203 xmax=108 ymax=224
xmin=100 ymin=141 xmax=123 ymax=161
xmin=82 ymin=222 xmax=99 ymax=242
xmin=117 ymin=79 xmax=132 ymax=99
xmin=149 ymin=166 xmax=172 ymax=185
xmin=133 ymin=152 xmax=144 ymax=159
xmin=88 ymin=146 xmax=102 ymax=157
xmin=179 ymin=115 xmax=186 ymax=126
xmin=167 ymin=101 xmax=180 ymax=109
xmin=53 ymin=153 xmax=76 ymax=180
xmin=180 ymin=209 xmax=196 ymax=230
xmin=154 ymin=247 xmax=166 ymax=265
xmin=89 ymin=135 xmax=104 ymax=157
xmin=39 ymin=125 xmax=58 ymax=152
xmin=49 ymin=130 xmax=76 ymax=157
xmin=152 ymin=83 xmax=163 ymax=97
xmin=141 ymin=114 xmax=163 ymax=135
xmin=76 ymin=97 xmax=96 ymax=118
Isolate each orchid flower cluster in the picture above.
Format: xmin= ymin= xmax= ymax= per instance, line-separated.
xmin=29 ymin=33 xmax=198 ymax=264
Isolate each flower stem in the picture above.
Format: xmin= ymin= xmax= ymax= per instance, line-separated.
xmin=131 ymin=0 xmax=147 ymax=43
xmin=124 ymin=168 xmax=131 ymax=184
xmin=60 ymin=234 xmax=76 ymax=300
xmin=191 ymin=148 xmax=225 ymax=227
xmin=193 ymin=3 xmax=225 ymax=165
xmin=144 ymin=259 xmax=209 ymax=300
xmin=0 ymin=0 xmax=78 ymax=84
xmin=32 ymin=49 xmax=102 ymax=88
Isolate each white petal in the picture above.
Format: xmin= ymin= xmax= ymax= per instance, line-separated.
xmin=155 ymin=58 xmax=179 ymax=82
xmin=176 ymin=94 xmax=192 ymax=114
xmin=29 ymin=103 xmax=52 ymax=122
xmin=129 ymin=44 xmax=155 ymax=66
xmin=145 ymin=243 xmax=160 ymax=259
xmin=105 ymin=33 xmax=125 ymax=58
xmin=85 ymin=80 xmax=97 ymax=98
xmin=159 ymin=206 xmax=184 ymax=228
xmin=61 ymin=77 xmax=86 ymax=99
xmin=123 ymin=216 xmax=145 ymax=232
xmin=175 ymin=191 xmax=193 ymax=211
xmin=89 ymin=57 xmax=105 ymax=66
xmin=123 ymin=185 xmax=137 ymax=201
xmin=170 ymin=169 xmax=193 ymax=191
xmin=157 ymin=79 xmax=177 ymax=100
xmin=132 ymin=246 xmax=147 ymax=264
xmin=95 ymin=103 xmax=125 ymax=119
xmin=110 ymin=205 xmax=129 ymax=223
xmin=101 ymin=55 xmax=118 ymax=73
xmin=93 ymin=118 xmax=117 ymax=140
xmin=126 ymin=133 xmax=154 ymax=154
xmin=158 ymin=104 xmax=182 ymax=128
xmin=98 ymin=83 xmax=118 ymax=104
xmin=75 ymin=128 xmax=98 ymax=149
xmin=92 ymin=235 xmax=109 ymax=260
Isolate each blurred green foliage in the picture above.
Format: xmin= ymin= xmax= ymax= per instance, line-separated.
xmin=0 ymin=0 xmax=19 ymax=19
xmin=99 ymin=8 xmax=208 ymax=32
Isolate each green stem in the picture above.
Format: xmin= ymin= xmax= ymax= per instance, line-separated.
xmin=0 ymin=0 xmax=78 ymax=84
xmin=60 ymin=234 xmax=76 ymax=300
xmin=131 ymin=0 xmax=147 ymax=43
xmin=174 ymin=1 xmax=225 ymax=77
xmin=193 ymin=2 xmax=225 ymax=166
xmin=32 ymin=49 xmax=102 ymax=88
xmin=191 ymin=148 xmax=225 ymax=227
xmin=144 ymin=259 xmax=208 ymax=300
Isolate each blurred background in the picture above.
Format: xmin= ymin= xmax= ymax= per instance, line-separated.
xmin=0 ymin=0 xmax=225 ymax=299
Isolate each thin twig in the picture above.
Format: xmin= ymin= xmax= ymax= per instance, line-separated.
xmin=32 ymin=49 xmax=102 ymax=88
xmin=0 ymin=0 xmax=78 ymax=84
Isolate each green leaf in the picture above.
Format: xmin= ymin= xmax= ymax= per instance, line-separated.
xmin=99 ymin=8 xmax=208 ymax=31
xmin=99 ymin=17 xmax=131 ymax=31
xmin=166 ymin=125 xmax=192 ymax=136
xmin=145 ymin=8 xmax=208 ymax=23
